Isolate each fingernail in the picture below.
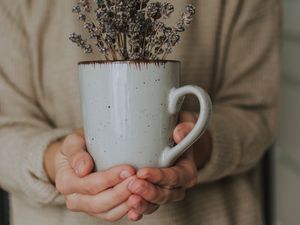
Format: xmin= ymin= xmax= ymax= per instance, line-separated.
xmin=75 ymin=160 xmax=85 ymax=175
xmin=120 ymin=170 xmax=132 ymax=179
xmin=137 ymin=170 xmax=149 ymax=179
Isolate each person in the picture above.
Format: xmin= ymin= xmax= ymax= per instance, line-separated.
xmin=0 ymin=0 xmax=280 ymax=225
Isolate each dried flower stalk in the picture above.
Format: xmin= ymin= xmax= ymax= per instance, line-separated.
xmin=69 ymin=0 xmax=196 ymax=60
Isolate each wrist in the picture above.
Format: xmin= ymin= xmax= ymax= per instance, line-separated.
xmin=44 ymin=140 xmax=62 ymax=184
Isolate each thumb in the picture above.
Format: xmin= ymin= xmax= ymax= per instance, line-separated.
xmin=61 ymin=133 xmax=94 ymax=177
xmin=173 ymin=122 xmax=195 ymax=144
xmin=72 ymin=150 xmax=94 ymax=177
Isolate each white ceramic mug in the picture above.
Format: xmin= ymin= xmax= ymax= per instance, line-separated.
xmin=79 ymin=61 xmax=212 ymax=170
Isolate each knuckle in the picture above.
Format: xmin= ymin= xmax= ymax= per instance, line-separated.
xmin=133 ymin=180 xmax=149 ymax=196
xmin=168 ymin=169 xmax=179 ymax=186
xmin=149 ymin=189 xmax=161 ymax=203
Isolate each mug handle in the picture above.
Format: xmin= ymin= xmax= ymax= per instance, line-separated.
xmin=159 ymin=85 xmax=212 ymax=167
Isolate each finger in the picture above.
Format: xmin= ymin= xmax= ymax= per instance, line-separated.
xmin=128 ymin=210 xmax=143 ymax=221
xmin=72 ymin=150 xmax=94 ymax=177
xmin=61 ymin=133 xmax=87 ymax=157
xmin=60 ymin=133 xmax=94 ymax=177
xmin=179 ymin=111 xmax=197 ymax=123
xmin=128 ymin=179 xmax=185 ymax=205
xmin=56 ymin=165 xmax=136 ymax=195
xmin=127 ymin=194 xmax=159 ymax=215
xmin=91 ymin=201 xmax=130 ymax=222
xmin=136 ymin=167 xmax=186 ymax=189
xmin=65 ymin=176 xmax=137 ymax=214
xmin=137 ymin=152 xmax=197 ymax=189
xmin=138 ymin=167 xmax=182 ymax=188
xmin=173 ymin=122 xmax=195 ymax=144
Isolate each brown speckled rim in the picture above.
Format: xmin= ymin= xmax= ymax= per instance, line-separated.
xmin=78 ymin=60 xmax=180 ymax=65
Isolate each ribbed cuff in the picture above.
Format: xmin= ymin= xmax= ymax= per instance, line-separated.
xmin=22 ymin=128 xmax=73 ymax=205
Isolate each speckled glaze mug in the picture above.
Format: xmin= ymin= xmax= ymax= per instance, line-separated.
xmin=79 ymin=61 xmax=212 ymax=170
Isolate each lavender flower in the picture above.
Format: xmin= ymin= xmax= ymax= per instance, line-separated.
xmin=162 ymin=3 xmax=174 ymax=19
xmin=69 ymin=33 xmax=93 ymax=54
xmin=70 ymin=0 xmax=196 ymax=60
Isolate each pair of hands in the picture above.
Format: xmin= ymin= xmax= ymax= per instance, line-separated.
xmin=44 ymin=112 xmax=211 ymax=222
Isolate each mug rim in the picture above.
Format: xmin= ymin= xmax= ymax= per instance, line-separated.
xmin=78 ymin=60 xmax=180 ymax=65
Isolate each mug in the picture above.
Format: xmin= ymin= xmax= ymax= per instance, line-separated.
xmin=79 ymin=60 xmax=212 ymax=170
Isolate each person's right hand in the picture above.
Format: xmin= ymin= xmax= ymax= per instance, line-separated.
xmin=44 ymin=131 xmax=151 ymax=222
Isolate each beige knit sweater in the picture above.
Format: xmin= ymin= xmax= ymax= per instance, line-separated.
xmin=0 ymin=0 xmax=280 ymax=225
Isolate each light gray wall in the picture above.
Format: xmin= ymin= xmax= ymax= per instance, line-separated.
xmin=275 ymin=0 xmax=300 ymax=224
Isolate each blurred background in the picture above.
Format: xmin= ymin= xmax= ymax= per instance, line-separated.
xmin=274 ymin=0 xmax=300 ymax=224
xmin=0 ymin=0 xmax=299 ymax=224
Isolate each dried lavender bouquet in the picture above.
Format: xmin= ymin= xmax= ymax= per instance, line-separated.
xmin=69 ymin=0 xmax=195 ymax=60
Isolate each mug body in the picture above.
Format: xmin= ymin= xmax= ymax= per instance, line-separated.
xmin=79 ymin=61 xmax=181 ymax=170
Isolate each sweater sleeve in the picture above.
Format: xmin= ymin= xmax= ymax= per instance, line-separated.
xmin=197 ymin=1 xmax=281 ymax=183
xmin=0 ymin=2 xmax=72 ymax=205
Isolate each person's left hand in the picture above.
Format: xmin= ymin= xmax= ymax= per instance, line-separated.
xmin=126 ymin=111 xmax=212 ymax=221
